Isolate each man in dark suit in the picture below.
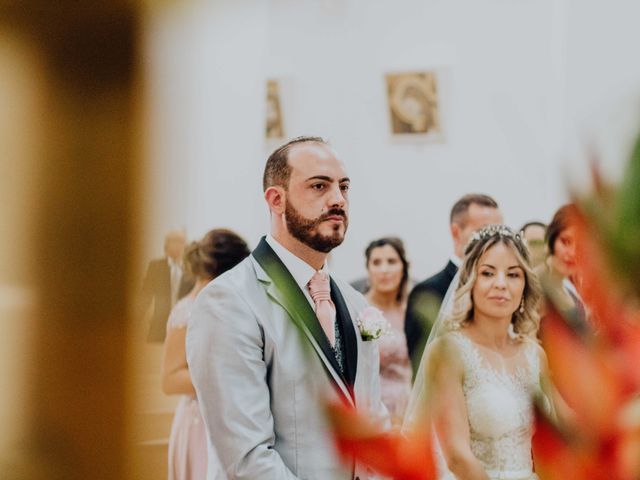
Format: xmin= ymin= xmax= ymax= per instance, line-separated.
xmin=404 ymin=194 xmax=502 ymax=376
xmin=140 ymin=229 xmax=194 ymax=342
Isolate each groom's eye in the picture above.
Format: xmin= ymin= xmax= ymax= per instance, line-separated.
xmin=311 ymin=183 xmax=325 ymax=190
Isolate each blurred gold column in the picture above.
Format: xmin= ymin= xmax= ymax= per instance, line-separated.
xmin=0 ymin=3 xmax=140 ymax=479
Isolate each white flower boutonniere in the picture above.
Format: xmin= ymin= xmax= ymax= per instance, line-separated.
xmin=356 ymin=306 xmax=390 ymax=341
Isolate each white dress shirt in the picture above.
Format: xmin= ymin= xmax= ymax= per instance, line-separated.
xmin=265 ymin=234 xmax=329 ymax=310
xmin=167 ymin=256 xmax=183 ymax=306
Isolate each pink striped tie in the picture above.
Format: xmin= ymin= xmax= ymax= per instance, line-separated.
xmin=307 ymin=271 xmax=336 ymax=346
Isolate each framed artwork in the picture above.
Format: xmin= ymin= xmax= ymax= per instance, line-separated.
xmin=265 ymin=79 xmax=285 ymax=140
xmin=385 ymin=71 xmax=441 ymax=138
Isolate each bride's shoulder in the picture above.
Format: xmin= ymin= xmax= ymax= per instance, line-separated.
xmin=429 ymin=330 xmax=459 ymax=345
xmin=422 ymin=333 xmax=466 ymax=379
xmin=518 ymin=336 xmax=547 ymax=368
xmin=425 ymin=331 xmax=467 ymax=360
xmin=437 ymin=329 xmax=470 ymax=346
xmin=520 ymin=336 xmax=544 ymax=353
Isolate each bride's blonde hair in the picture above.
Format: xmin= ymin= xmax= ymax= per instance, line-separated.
xmin=444 ymin=225 xmax=541 ymax=340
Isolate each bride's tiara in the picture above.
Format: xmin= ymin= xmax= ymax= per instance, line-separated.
xmin=467 ymin=224 xmax=523 ymax=249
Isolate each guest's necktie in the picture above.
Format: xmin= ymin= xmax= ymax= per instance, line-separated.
xmin=307 ymin=271 xmax=336 ymax=346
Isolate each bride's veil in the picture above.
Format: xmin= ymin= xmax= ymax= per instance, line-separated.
xmin=402 ymin=270 xmax=460 ymax=429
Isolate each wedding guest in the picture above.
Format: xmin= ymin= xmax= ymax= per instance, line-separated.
xmin=405 ymin=194 xmax=502 ymax=376
xmin=140 ymin=229 xmax=194 ymax=342
xmin=519 ymin=221 xmax=547 ymax=268
xmin=537 ymin=204 xmax=589 ymax=333
xmin=364 ymin=237 xmax=412 ymax=425
xmin=161 ymin=229 xmax=250 ymax=480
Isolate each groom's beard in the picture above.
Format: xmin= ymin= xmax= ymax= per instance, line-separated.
xmin=284 ymin=200 xmax=348 ymax=253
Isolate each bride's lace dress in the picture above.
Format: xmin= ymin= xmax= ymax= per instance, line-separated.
xmin=436 ymin=331 xmax=540 ymax=480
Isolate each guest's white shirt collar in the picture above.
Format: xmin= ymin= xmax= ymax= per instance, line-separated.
xmin=167 ymin=256 xmax=182 ymax=271
xmin=450 ymin=255 xmax=462 ymax=268
xmin=265 ymin=234 xmax=329 ymax=294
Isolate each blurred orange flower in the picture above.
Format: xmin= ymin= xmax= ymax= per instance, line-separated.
xmin=533 ymin=133 xmax=640 ymax=480
xmin=326 ymin=402 xmax=435 ymax=480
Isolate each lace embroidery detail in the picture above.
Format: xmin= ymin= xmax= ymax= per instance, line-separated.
xmin=448 ymin=332 xmax=540 ymax=478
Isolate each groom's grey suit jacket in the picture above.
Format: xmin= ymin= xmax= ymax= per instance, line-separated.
xmin=187 ymin=238 xmax=388 ymax=479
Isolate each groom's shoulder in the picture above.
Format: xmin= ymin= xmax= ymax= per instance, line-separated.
xmin=200 ymin=255 xmax=258 ymax=294
xmin=191 ymin=256 xmax=262 ymax=328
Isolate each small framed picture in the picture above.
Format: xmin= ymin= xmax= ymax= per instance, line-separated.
xmin=265 ymin=79 xmax=285 ymax=140
xmin=385 ymin=71 xmax=442 ymax=139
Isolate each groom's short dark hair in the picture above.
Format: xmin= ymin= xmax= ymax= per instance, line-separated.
xmin=263 ymin=136 xmax=328 ymax=191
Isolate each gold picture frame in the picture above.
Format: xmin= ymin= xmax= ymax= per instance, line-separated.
xmin=265 ymin=79 xmax=285 ymax=140
xmin=385 ymin=71 xmax=441 ymax=137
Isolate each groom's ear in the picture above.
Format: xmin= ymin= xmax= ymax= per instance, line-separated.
xmin=265 ymin=186 xmax=286 ymax=215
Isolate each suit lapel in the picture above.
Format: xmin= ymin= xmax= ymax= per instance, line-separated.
xmin=252 ymin=238 xmax=354 ymax=406
xmin=445 ymin=260 xmax=458 ymax=284
xmin=330 ymin=278 xmax=358 ymax=389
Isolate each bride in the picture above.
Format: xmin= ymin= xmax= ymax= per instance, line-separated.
xmin=404 ymin=225 xmax=551 ymax=480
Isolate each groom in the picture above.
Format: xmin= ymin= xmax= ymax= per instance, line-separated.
xmin=187 ymin=136 xmax=388 ymax=479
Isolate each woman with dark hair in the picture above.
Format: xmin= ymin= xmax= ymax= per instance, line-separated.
xmin=545 ymin=205 xmax=578 ymax=280
xmin=364 ymin=237 xmax=412 ymax=425
xmin=538 ymin=204 xmax=589 ymax=332
xmin=161 ymin=229 xmax=250 ymax=480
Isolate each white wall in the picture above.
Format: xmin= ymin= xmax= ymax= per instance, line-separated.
xmin=142 ymin=0 xmax=270 ymax=263
xmin=143 ymin=0 xmax=640 ymax=282
xmin=563 ymin=0 xmax=640 ymax=184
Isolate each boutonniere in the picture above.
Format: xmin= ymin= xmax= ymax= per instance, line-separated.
xmin=356 ymin=306 xmax=390 ymax=341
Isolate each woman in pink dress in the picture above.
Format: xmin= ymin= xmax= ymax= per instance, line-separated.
xmin=161 ymin=229 xmax=250 ymax=480
xmin=364 ymin=237 xmax=413 ymax=425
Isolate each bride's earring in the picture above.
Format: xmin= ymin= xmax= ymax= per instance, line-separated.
xmin=519 ymin=297 xmax=525 ymax=314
